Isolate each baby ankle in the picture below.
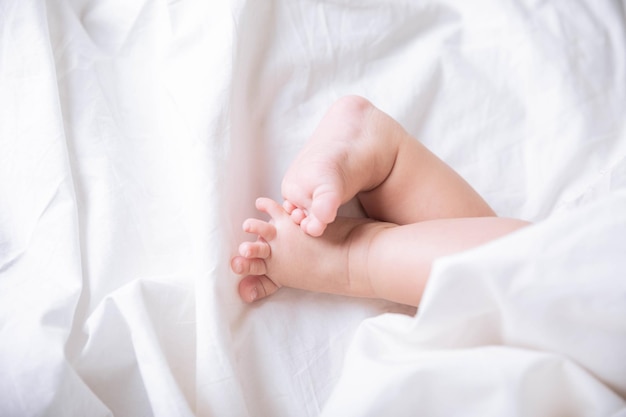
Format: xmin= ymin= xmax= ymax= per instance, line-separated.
xmin=345 ymin=222 xmax=385 ymax=299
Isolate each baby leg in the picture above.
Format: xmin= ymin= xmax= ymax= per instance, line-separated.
xmin=232 ymin=199 xmax=528 ymax=304
xmin=357 ymin=129 xmax=496 ymax=225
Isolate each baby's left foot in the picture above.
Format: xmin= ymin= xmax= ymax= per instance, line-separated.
xmin=231 ymin=197 xmax=384 ymax=303
xmin=280 ymin=96 xmax=403 ymax=236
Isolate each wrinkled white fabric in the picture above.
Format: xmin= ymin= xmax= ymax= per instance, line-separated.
xmin=322 ymin=191 xmax=626 ymax=416
xmin=0 ymin=0 xmax=625 ymax=416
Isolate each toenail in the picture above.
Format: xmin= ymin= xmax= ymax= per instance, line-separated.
xmin=249 ymin=287 xmax=258 ymax=302
xmin=234 ymin=260 xmax=243 ymax=274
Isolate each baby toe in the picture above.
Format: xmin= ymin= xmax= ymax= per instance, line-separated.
xmin=239 ymin=241 xmax=270 ymax=258
xmin=243 ymin=218 xmax=276 ymax=241
xmin=290 ymin=208 xmax=307 ymax=225
xmin=302 ymin=215 xmax=327 ymax=237
xmin=311 ymin=187 xmax=341 ymax=225
xmin=283 ymin=200 xmax=297 ymax=214
xmin=231 ymin=256 xmax=267 ymax=276
xmin=238 ymin=275 xmax=280 ymax=303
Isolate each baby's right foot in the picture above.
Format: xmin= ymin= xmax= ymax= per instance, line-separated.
xmin=281 ymin=96 xmax=404 ymax=236
xmin=231 ymin=197 xmax=387 ymax=303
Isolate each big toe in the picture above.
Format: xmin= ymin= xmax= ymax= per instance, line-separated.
xmin=238 ymin=275 xmax=280 ymax=303
xmin=309 ymin=186 xmax=342 ymax=226
xmin=301 ymin=215 xmax=327 ymax=237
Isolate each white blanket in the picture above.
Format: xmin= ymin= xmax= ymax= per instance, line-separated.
xmin=1 ymin=0 xmax=625 ymax=416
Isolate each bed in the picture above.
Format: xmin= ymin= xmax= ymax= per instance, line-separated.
xmin=1 ymin=0 xmax=625 ymax=416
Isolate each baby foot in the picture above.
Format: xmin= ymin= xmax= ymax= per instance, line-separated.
xmin=281 ymin=96 xmax=401 ymax=236
xmin=231 ymin=197 xmax=381 ymax=303
xmin=231 ymin=220 xmax=280 ymax=303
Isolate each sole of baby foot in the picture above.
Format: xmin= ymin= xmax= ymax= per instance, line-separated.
xmin=281 ymin=95 xmax=399 ymax=236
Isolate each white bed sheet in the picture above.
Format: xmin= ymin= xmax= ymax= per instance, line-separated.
xmin=1 ymin=0 xmax=625 ymax=416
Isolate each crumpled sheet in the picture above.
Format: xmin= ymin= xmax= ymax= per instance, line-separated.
xmin=323 ymin=191 xmax=626 ymax=416
xmin=0 ymin=0 xmax=625 ymax=416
